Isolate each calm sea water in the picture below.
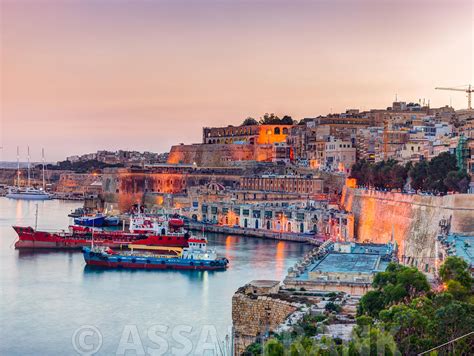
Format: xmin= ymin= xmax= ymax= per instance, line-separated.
xmin=0 ymin=197 xmax=310 ymax=355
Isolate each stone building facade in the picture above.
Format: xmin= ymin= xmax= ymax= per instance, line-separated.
xmin=240 ymin=175 xmax=323 ymax=195
xmin=195 ymin=199 xmax=354 ymax=239
xmin=232 ymin=280 xmax=300 ymax=355
xmin=202 ymin=124 xmax=292 ymax=145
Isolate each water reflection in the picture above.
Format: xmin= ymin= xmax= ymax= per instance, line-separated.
xmin=1 ymin=197 xmax=311 ymax=355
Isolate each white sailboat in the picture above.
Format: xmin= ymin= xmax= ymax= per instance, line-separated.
xmin=6 ymin=147 xmax=52 ymax=200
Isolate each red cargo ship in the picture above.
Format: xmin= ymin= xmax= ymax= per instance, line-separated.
xmin=12 ymin=216 xmax=190 ymax=250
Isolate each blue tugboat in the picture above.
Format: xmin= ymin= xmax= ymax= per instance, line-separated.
xmin=74 ymin=213 xmax=106 ymax=227
xmin=82 ymin=237 xmax=228 ymax=270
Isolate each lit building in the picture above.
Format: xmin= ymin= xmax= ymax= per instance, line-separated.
xmin=324 ymin=138 xmax=356 ymax=173
xmin=202 ymin=124 xmax=292 ymax=145
xmin=196 ymin=199 xmax=353 ymax=238
xmin=240 ymin=174 xmax=323 ymax=195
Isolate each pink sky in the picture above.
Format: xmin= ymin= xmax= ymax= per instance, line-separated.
xmin=1 ymin=0 xmax=473 ymax=161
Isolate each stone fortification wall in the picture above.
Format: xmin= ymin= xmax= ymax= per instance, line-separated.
xmin=341 ymin=188 xmax=474 ymax=272
xmin=167 ymin=144 xmax=259 ymax=166
xmin=232 ymin=293 xmax=298 ymax=355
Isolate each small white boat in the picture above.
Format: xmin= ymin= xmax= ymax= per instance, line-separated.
xmin=7 ymin=147 xmax=52 ymax=200
xmin=6 ymin=187 xmax=52 ymax=200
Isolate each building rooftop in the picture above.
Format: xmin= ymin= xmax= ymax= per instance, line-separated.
xmin=309 ymin=253 xmax=389 ymax=274
xmin=249 ymin=280 xmax=280 ymax=288
xmin=444 ymin=235 xmax=474 ymax=267
xmin=295 ymin=242 xmax=395 ymax=281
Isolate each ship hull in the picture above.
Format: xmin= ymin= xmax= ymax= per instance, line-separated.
xmin=74 ymin=216 xmax=105 ymax=227
xmin=6 ymin=193 xmax=51 ymax=200
xmin=83 ymin=248 xmax=228 ymax=270
xmin=12 ymin=226 xmax=189 ymax=250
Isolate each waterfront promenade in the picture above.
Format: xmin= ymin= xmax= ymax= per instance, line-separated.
xmin=187 ymin=221 xmax=326 ymax=244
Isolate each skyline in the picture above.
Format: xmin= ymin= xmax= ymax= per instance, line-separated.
xmin=1 ymin=0 xmax=473 ymax=161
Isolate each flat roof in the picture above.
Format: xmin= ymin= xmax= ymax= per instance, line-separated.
xmin=249 ymin=280 xmax=280 ymax=288
xmin=446 ymin=235 xmax=474 ymax=266
xmin=349 ymin=243 xmax=393 ymax=255
xmin=309 ymin=253 xmax=388 ymax=274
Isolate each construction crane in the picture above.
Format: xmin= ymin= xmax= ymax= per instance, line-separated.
xmin=435 ymin=84 xmax=473 ymax=110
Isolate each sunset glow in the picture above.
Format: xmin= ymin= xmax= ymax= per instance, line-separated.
xmin=1 ymin=0 xmax=473 ymax=161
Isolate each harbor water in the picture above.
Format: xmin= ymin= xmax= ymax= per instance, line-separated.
xmin=0 ymin=197 xmax=311 ymax=355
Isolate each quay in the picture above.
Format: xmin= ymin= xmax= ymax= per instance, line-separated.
xmin=187 ymin=221 xmax=326 ymax=244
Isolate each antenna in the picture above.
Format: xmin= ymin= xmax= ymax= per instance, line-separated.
xmin=42 ymin=148 xmax=45 ymax=190
xmin=27 ymin=146 xmax=30 ymax=187
xmin=395 ymin=93 xmax=398 ymax=102
xmin=35 ymin=204 xmax=39 ymax=231
xmin=16 ymin=146 xmax=20 ymax=188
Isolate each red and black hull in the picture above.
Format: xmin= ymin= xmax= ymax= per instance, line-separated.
xmin=12 ymin=226 xmax=189 ymax=250
xmin=85 ymin=259 xmax=227 ymax=270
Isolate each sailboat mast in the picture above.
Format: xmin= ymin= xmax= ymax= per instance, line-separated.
xmin=42 ymin=148 xmax=45 ymax=190
xmin=27 ymin=146 xmax=31 ymax=187
xmin=16 ymin=146 xmax=20 ymax=188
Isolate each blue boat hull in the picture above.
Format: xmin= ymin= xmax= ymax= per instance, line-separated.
xmin=104 ymin=216 xmax=120 ymax=226
xmin=82 ymin=247 xmax=228 ymax=270
xmin=74 ymin=216 xmax=105 ymax=227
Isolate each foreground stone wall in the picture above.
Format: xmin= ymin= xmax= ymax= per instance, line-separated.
xmin=341 ymin=188 xmax=474 ymax=273
xmin=232 ymin=285 xmax=299 ymax=355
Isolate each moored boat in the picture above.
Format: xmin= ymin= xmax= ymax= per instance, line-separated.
xmin=82 ymin=237 xmax=228 ymax=270
xmin=7 ymin=147 xmax=52 ymax=200
xmin=68 ymin=207 xmax=85 ymax=218
xmin=104 ymin=216 xmax=120 ymax=226
xmin=12 ymin=217 xmax=190 ymax=250
xmin=74 ymin=214 xmax=106 ymax=227
xmin=6 ymin=187 xmax=52 ymax=200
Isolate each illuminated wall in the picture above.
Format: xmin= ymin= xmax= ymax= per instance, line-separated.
xmin=256 ymin=125 xmax=292 ymax=145
xmin=341 ymin=187 xmax=474 ymax=274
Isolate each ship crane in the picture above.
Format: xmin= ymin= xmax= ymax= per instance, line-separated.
xmin=435 ymin=84 xmax=473 ymax=110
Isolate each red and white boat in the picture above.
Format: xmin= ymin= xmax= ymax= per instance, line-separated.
xmin=12 ymin=216 xmax=190 ymax=250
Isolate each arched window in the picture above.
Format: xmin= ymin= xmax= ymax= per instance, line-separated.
xmin=274 ymin=127 xmax=281 ymax=135
xmin=282 ymin=128 xmax=288 ymax=134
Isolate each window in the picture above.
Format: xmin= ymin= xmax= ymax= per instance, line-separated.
xmin=242 ymin=209 xmax=250 ymax=216
xmin=265 ymin=211 xmax=273 ymax=218
xmin=211 ymin=207 xmax=218 ymax=214
xmin=201 ymin=205 xmax=208 ymax=213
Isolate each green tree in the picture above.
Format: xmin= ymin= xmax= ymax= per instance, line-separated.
xmin=264 ymin=338 xmax=284 ymax=356
xmin=352 ymin=325 xmax=400 ymax=356
xmin=379 ymin=301 xmax=434 ymax=354
xmin=425 ymin=152 xmax=458 ymax=193
xmin=241 ymin=117 xmax=258 ymax=126
xmin=280 ymin=115 xmax=294 ymax=125
xmin=245 ymin=342 xmax=262 ymax=355
xmin=259 ymin=113 xmax=280 ymax=125
xmin=325 ymin=302 xmax=342 ymax=314
xmin=444 ymin=170 xmax=471 ymax=193
xmin=408 ymin=160 xmax=428 ymax=191
xmin=445 ymin=280 xmax=470 ymax=301
xmin=359 ymin=263 xmax=430 ymax=317
xmin=439 ymin=256 xmax=473 ymax=290
xmin=358 ymin=291 xmax=385 ymax=318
